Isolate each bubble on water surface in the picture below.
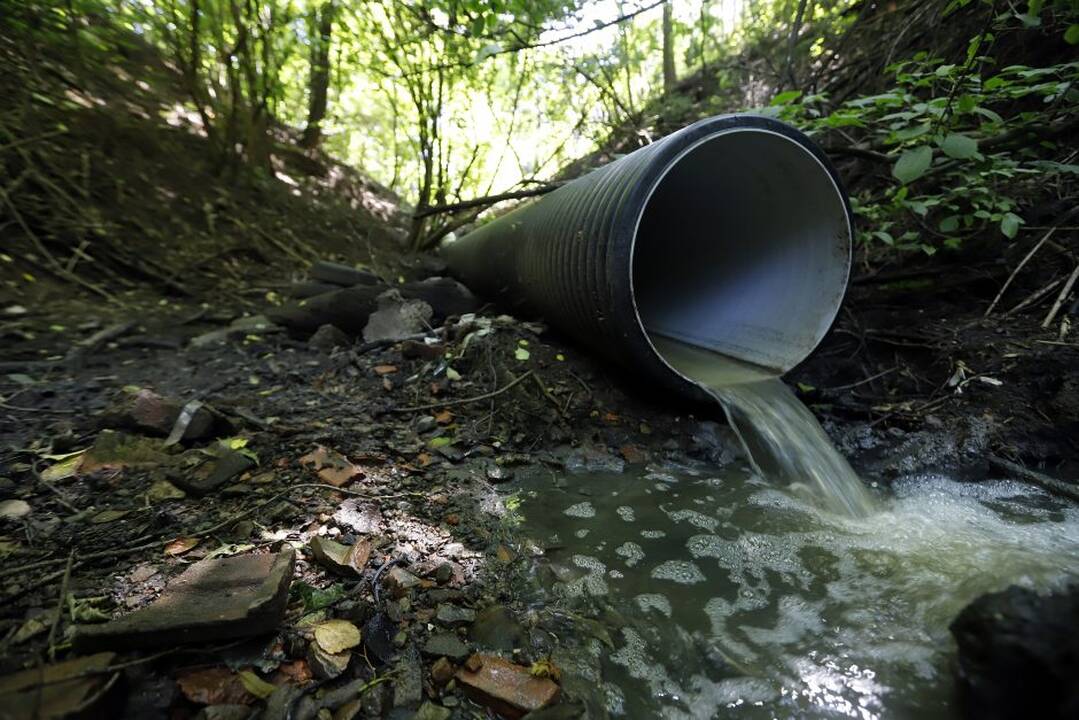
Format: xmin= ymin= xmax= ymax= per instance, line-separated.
xmin=615 ymin=541 xmax=645 ymax=567
xmin=617 ymin=505 xmax=635 ymax=522
xmin=564 ymin=501 xmax=596 ymax=518
xmin=641 ymin=529 xmax=666 ymax=539
xmin=651 ymin=560 xmax=706 ymax=584
xmin=635 ymin=593 xmax=672 ymax=617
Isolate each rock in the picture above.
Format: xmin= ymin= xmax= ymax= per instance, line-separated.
xmin=399 ymin=277 xmax=478 ymax=319
xmin=422 ymin=633 xmax=469 ymax=661
xmin=360 ymin=681 xmax=392 ymax=718
xmin=415 ymin=416 xmax=437 ymax=434
xmin=0 ymin=652 xmax=117 ymax=719
xmin=309 ymin=324 xmax=352 ymax=351
xmin=430 ymin=657 xmax=455 ymax=685
xmin=363 ymin=610 xmax=397 ymax=665
xmin=74 ymin=549 xmax=295 ymax=652
xmin=309 ymin=536 xmax=370 ymax=576
xmin=362 ymin=290 xmax=434 ymax=343
xmin=401 ymin=340 xmax=446 ymax=360
xmin=174 ymin=445 xmax=255 ymax=496
xmin=79 ymin=430 xmax=169 ymax=473
xmin=435 ymin=604 xmax=475 ymax=627
xmin=194 ymin=706 xmax=254 ymax=720
xmin=521 ymin=704 xmax=584 ymax=719
xmin=412 ymin=702 xmax=451 ymax=720
xmin=433 ymin=563 xmax=454 ymax=585
xmin=951 ymin=584 xmax=1079 ymax=719
xmin=469 ymin=605 xmax=525 ymax=652
xmin=309 ymin=261 xmax=381 ymax=288
xmin=100 ymin=387 xmax=216 ymax=440
xmin=147 ymin=479 xmax=186 ymax=502
xmin=385 ymin=567 xmax=422 ymax=598
xmin=307 ymin=641 xmax=351 ymax=680
xmin=486 ymin=464 xmax=514 ymax=483
xmin=392 ymin=645 xmax=424 ymax=709
xmin=562 ymin=446 xmax=624 ymax=475
xmin=190 ymin=315 xmax=278 ymax=348
xmin=333 ymin=499 xmax=383 ymax=534
xmin=455 ymin=654 xmax=560 ymax=719
xmin=0 ymin=498 xmax=31 ymax=520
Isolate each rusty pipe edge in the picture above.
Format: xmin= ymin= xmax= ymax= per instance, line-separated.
xmin=440 ymin=114 xmax=853 ymax=402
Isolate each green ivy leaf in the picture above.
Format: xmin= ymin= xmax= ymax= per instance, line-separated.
xmin=940 ymin=133 xmax=978 ymax=159
xmin=1000 ymin=213 xmax=1022 ymax=239
xmin=893 ymin=146 xmax=933 ymax=184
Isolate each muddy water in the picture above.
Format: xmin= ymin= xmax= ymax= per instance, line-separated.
xmin=652 ymin=337 xmax=876 ymax=517
xmin=510 ymin=463 xmax=1079 ymax=718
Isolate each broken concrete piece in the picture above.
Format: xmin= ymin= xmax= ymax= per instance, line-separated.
xmin=174 ymin=446 xmax=255 ymax=496
xmin=74 ymin=549 xmax=295 ymax=652
xmin=101 ymin=387 xmax=216 ymax=440
xmin=362 ymin=289 xmax=433 ymax=343
xmin=455 ymin=654 xmax=560 ymax=719
xmin=0 ymin=652 xmax=117 ymax=719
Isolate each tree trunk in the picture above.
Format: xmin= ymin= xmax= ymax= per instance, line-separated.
xmin=662 ymin=0 xmax=676 ymax=95
xmin=301 ymin=1 xmax=335 ymax=149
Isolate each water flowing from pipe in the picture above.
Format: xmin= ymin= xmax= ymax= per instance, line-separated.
xmin=653 ymin=337 xmax=877 ymax=518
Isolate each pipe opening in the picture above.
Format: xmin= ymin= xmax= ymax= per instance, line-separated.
xmin=631 ymin=127 xmax=850 ymax=382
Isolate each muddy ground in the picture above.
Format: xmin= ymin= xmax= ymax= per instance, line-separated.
xmin=0 ymin=251 xmax=1077 ymax=719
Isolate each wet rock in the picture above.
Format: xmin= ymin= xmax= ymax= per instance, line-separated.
xmin=412 ymin=701 xmax=451 ymax=720
xmin=310 ymin=261 xmax=381 ymax=288
xmin=470 ymin=605 xmax=525 ymax=652
xmin=400 ymin=277 xmax=478 ymax=319
xmin=194 ymin=706 xmax=254 ymax=720
xmin=101 ymin=387 xmax=217 ymax=440
xmin=360 ymin=681 xmax=392 ymax=718
xmin=173 ymin=445 xmax=255 ymax=496
xmin=363 ymin=611 xmax=397 ymax=664
xmin=363 ymin=290 xmax=434 ymax=343
xmin=455 ymin=654 xmax=560 ymax=719
xmin=562 ymin=446 xmax=624 ymax=475
xmin=307 ymin=641 xmax=351 ymax=680
xmin=74 ymin=549 xmax=294 ymax=651
xmin=951 ymin=584 xmax=1079 ymax=720
xmin=430 ymin=657 xmax=455 ymax=685
xmin=435 ymin=604 xmax=475 ymax=627
xmin=333 ymin=499 xmax=383 ymax=534
xmin=422 ymin=633 xmax=470 ymax=661
xmin=385 ymin=567 xmax=422 ymax=598
xmin=433 ymin=563 xmax=454 ymax=585
xmin=392 ymin=645 xmax=424 ymax=709
xmin=521 ymin=705 xmax=584 ymax=720
xmin=0 ymin=652 xmax=118 ymax=719
xmin=486 ymin=464 xmax=514 ymax=483
xmin=0 ymin=498 xmax=31 ymax=520
xmin=415 ymin=416 xmax=437 ymax=434
xmin=309 ymin=324 xmax=352 ymax=351
xmin=688 ymin=420 xmax=741 ymax=464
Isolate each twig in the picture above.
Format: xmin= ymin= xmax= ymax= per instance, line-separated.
xmin=823 ymin=367 xmax=897 ymax=392
xmin=392 ymin=370 xmax=535 ymax=413
xmin=0 ymin=128 xmax=67 ymax=154
xmin=46 ymin=551 xmax=74 ymax=661
xmin=1004 ymin=277 xmax=1063 ymax=316
xmin=412 ymin=184 xmax=564 ymax=219
xmin=1042 ymin=262 xmax=1079 ymax=328
xmin=988 ymin=455 xmax=1079 ymax=502
xmin=531 ymin=373 xmax=568 ymax=419
xmin=984 ymin=228 xmax=1057 ymax=317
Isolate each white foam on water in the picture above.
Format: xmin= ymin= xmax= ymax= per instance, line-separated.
xmin=634 ymin=593 xmax=673 ymax=618
xmin=564 ymin=501 xmax=596 ymax=518
xmin=641 ymin=529 xmax=667 ymax=539
xmin=560 ymin=554 xmax=609 ymax=597
xmin=650 ymin=560 xmax=706 ymax=584
xmin=663 ymin=508 xmax=720 ymax=532
xmin=617 ymin=506 xmax=636 ymax=522
xmin=615 ymin=541 xmax=645 ymax=567
xmin=575 ymin=528 xmax=590 ymax=538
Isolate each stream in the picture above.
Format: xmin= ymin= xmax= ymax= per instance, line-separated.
xmin=508 ymin=461 xmax=1079 ymax=718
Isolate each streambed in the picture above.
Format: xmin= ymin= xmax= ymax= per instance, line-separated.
xmin=505 ymin=461 xmax=1079 ymax=718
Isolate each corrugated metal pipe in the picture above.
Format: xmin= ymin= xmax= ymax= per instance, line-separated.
xmin=441 ymin=115 xmax=852 ymax=401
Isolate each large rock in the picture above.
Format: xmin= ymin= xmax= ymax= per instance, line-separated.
xmin=74 ymin=550 xmax=295 ymax=652
xmin=455 ymin=654 xmax=560 ymax=719
xmin=951 ymin=584 xmax=1079 ymax=719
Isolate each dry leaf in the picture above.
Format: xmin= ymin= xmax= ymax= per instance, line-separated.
xmin=177 ymin=667 xmax=253 ymax=705
xmin=496 ymin=545 xmax=514 ymax=563
xmin=313 ymin=619 xmax=362 ymax=654
xmin=41 ymin=452 xmax=85 ymax=482
xmin=238 ymin=670 xmax=277 ymax=700
xmin=434 ymin=409 xmax=454 ymax=425
xmin=273 ymin=659 xmax=313 ymax=686
xmin=373 ymin=365 xmax=398 ymax=375
xmin=299 ymin=446 xmax=360 ymax=487
xmin=91 ymin=509 xmax=130 ymax=524
xmin=164 ymin=537 xmax=200 ymax=556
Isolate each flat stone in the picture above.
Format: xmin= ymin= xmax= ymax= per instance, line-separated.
xmin=412 ymin=701 xmax=451 ymax=720
xmin=422 ymin=633 xmax=469 ymax=661
xmin=385 ymin=567 xmax=422 ymax=598
xmin=455 ymin=654 xmax=560 ymax=719
xmin=435 ymin=604 xmax=475 ymax=627
xmin=430 ymin=657 xmax=455 ymax=685
xmin=174 ymin=446 xmax=255 ymax=496
xmin=0 ymin=652 xmax=117 ymax=719
xmin=307 ymin=642 xmax=350 ymax=680
xmin=433 ymin=563 xmax=454 ymax=585
xmin=333 ymin=499 xmax=383 ymax=534
xmin=392 ymin=645 xmax=423 ymax=709
xmin=74 ymin=550 xmax=294 ymax=652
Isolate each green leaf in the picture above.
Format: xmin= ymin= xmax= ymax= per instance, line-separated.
xmin=893 ymin=146 xmax=933 ymax=184
xmin=940 ymin=133 xmax=978 ymax=159
xmin=1000 ymin=213 xmax=1022 ymax=238
xmin=939 ymin=215 xmax=960 ymax=233
xmin=1065 ymin=25 xmax=1079 ymax=44
xmin=770 ymin=90 xmax=802 ymax=106
xmin=470 ymin=16 xmax=485 ymax=37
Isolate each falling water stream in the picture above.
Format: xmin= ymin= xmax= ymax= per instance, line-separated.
xmin=504 ymin=340 xmax=1079 ymax=718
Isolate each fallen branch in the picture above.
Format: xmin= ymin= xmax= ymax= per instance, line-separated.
xmin=412 ymin=185 xmax=564 ymax=219
xmin=984 ymin=227 xmax=1057 ymax=317
xmin=392 ymin=370 xmax=535 ymax=413
xmin=1042 ymin=261 xmax=1079 ymax=328
xmin=988 ymin=455 xmax=1079 ymax=502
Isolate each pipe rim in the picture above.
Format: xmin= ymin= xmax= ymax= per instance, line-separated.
xmin=623 ymin=115 xmax=853 ymax=394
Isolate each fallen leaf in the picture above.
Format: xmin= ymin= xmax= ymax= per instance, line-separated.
xmin=434 ymin=409 xmax=454 ymax=425
xmin=273 ymin=659 xmax=313 ymax=686
xmin=148 ymin=479 xmax=186 ymax=502
xmin=164 ymin=537 xmax=200 ymax=556
xmin=496 ymin=545 xmax=514 ymax=563
xmin=41 ymin=452 xmax=85 ymax=482
xmin=90 ymin=509 xmax=130 ymax=524
xmin=177 ymin=667 xmax=253 ymax=705
xmin=0 ymin=652 xmax=116 ymax=719
xmin=314 ymin=619 xmax=362 ymax=654
xmin=300 ymin=446 xmax=360 ymax=487
xmin=373 ymin=365 xmax=398 ymax=375
xmin=238 ymin=670 xmax=277 ymax=700
xmin=514 ymin=347 xmax=530 ymax=361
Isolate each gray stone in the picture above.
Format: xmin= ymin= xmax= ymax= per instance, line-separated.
xmin=190 ymin=315 xmax=278 ymax=348
xmin=194 ymin=706 xmax=253 ymax=720
xmin=363 ymin=290 xmax=433 ymax=343
xmin=422 ymin=633 xmax=469 ymax=661
xmin=333 ymin=499 xmax=383 ymax=534
xmin=469 ymin=605 xmax=525 ymax=652
xmin=307 ymin=641 xmax=350 ymax=680
xmin=173 ymin=446 xmax=255 ymax=496
xmin=435 ymin=604 xmax=475 ymax=627
xmin=415 ymin=416 xmax=437 ymax=434
xmin=412 ymin=702 xmax=451 ymax=720
xmin=433 ymin=563 xmax=454 ymax=585
xmin=562 ymin=446 xmax=624 ymax=475
xmin=309 ymin=324 xmax=352 ymax=352
xmin=74 ymin=549 xmax=295 ymax=652
xmin=392 ymin=645 xmax=424 ymax=709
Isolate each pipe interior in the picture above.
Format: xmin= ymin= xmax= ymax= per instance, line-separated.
xmin=632 ymin=128 xmax=850 ymax=381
